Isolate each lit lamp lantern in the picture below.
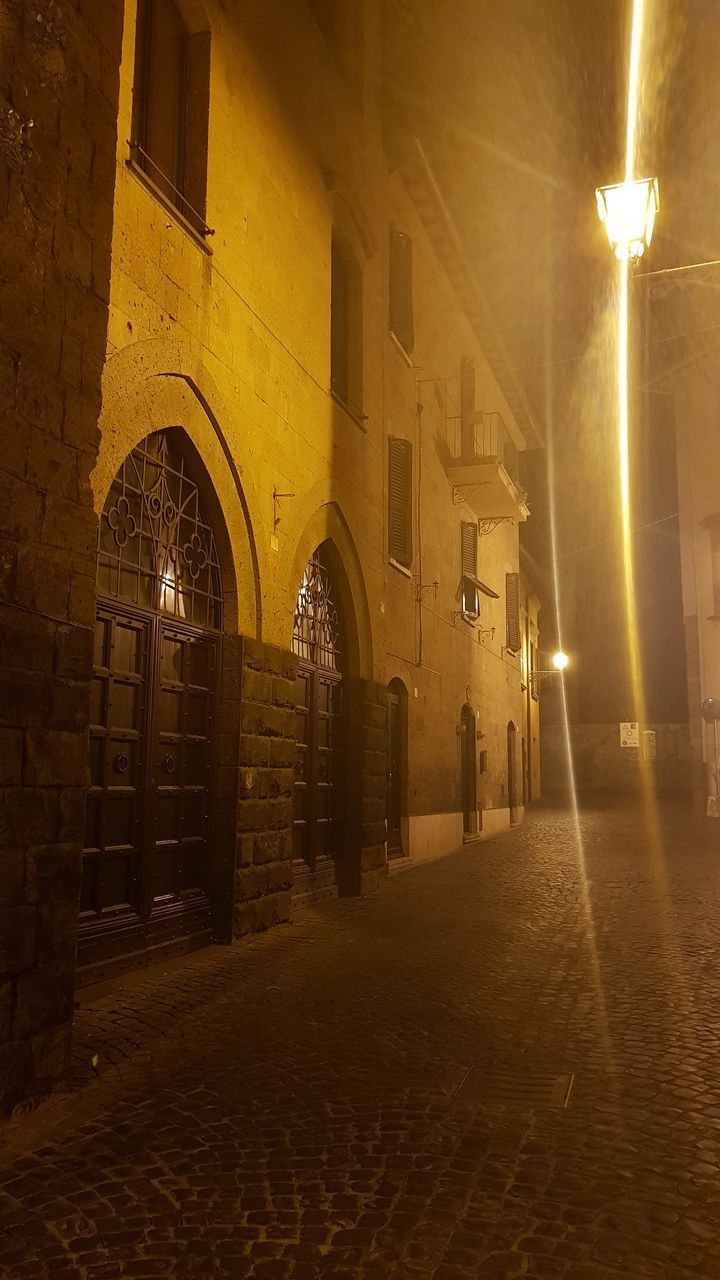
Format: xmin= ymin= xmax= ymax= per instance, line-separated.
xmin=551 ymin=651 xmax=569 ymax=672
xmin=595 ymin=177 xmax=659 ymax=263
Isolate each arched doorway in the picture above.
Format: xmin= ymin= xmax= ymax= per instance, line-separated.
xmin=507 ymin=721 xmax=519 ymax=824
xmin=292 ymin=545 xmax=345 ymax=906
xmin=460 ymin=704 xmax=477 ymax=837
xmin=387 ymin=678 xmax=408 ymax=859
xmin=80 ymin=430 xmax=223 ymax=977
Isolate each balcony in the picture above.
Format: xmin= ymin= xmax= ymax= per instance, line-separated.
xmin=447 ymin=412 xmax=530 ymax=523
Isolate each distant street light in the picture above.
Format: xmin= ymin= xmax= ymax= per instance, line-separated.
xmin=529 ymin=651 xmax=570 ymax=690
xmin=595 ymin=177 xmax=659 ymax=262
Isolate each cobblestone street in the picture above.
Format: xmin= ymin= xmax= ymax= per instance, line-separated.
xmin=2 ymin=799 xmax=720 ymax=1279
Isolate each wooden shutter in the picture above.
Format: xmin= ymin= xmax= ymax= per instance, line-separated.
xmin=461 ymin=521 xmax=478 ymax=578
xmin=389 ymin=229 xmax=414 ymax=355
xmin=460 ymin=522 xmax=479 ymax=617
xmin=388 ymin=437 xmax=413 ymax=567
xmin=506 ymin=571 xmax=521 ymax=653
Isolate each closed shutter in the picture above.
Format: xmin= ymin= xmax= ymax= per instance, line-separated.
xmin=506 ymin=572 xmax=521 ymax=653
xmin=388 ymin=437 xmax=413 ymax=567
xmin=461 ymin=521 xmax=478 ymax=579
xmin=389 ymin=229 xmax=414 ymax=355
xmin=460 ymin=522 xmax=479 ymax=618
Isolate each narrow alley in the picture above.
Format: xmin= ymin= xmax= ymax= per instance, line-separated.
xmin=2 ymin=801 xmax=719 ymax=1279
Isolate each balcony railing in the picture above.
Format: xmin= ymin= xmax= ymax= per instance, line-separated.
xmin=448 ymin=411 xmax=528 ymax=522
xmin=454 ymin=411 xmax=519 ymax=485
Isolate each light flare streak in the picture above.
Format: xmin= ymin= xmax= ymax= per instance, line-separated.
xmin=619 ymin=0 xmax=706 ymax=1109
xmin=544 ymin=198 xmax=618 ymax=1090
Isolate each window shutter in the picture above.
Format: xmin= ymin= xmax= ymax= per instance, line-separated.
xmin=389 ymin=229 xmax=414 ymax=355
xmin=506 ymin=572 xmax=521 ymax=653
xmin=388 ymin=437 xmax=413 ymax=567
xmin=460 ymin=522 xmax=479 ymax=617
xmin=461 ymin=521 xmax=478 ymax=579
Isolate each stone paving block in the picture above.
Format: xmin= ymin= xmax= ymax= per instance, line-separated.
xmin=2 ymin=803 xmax=720 ymax=1277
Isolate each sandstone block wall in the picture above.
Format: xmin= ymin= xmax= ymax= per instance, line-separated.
xmin=541 ymin=723 xmax=692 ymax=797
xmin=0 ymin=0 xmax=122 ymax=1112
xmin=233 ymin=638 xmax=298 ymax=936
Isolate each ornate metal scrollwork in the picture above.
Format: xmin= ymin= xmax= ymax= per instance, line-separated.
xmin=292 ymin=551 xmax=342 ymax=671
xmin=97 ymin=431 xmax=222 ymax=630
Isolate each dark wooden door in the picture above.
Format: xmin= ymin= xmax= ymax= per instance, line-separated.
xmin=507 ymin=722 xmax=518 ymax=823
xmin=291 ymin=548 xmax=344 ymax=908
xmin=80 ymin=605 xmax=217 ymax=977
xmin=293 ymin=663 xmax=341 ymax=906
xmin=387 ymin=688 xmax=402 ymax=857
xmin=152 ymin=622 xmax=216 ymax=909
xmin=82 ymin=605 xmax=149 ymax=931
xmin=80 ymin=429 xmax=223 ymax=981
xmin=461 ymin=705 xmax=477 ymax=836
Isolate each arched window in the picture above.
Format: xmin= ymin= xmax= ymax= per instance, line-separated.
xmin=82 ymin=429 xmax=224 ymax=976
xmin=292 ymin=549 xmax=343 ymax=671
xmin=97 ymin=430 xmax=221 ymax=630
xmin=292 ymin=545 xmax=345 ymax=906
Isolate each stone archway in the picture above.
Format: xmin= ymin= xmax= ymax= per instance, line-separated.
xmin=387 ymin=677 xmax=408 ymax=859
xmin=461 ymin=704 xmax=477 ymax=837
xmin=79 ymin=427 xmax=237 ymax=982
xmin=291 ymin=543 xmax=347 ymax=907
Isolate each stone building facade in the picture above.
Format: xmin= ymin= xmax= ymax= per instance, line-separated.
xmin=0 ymin=0 xmax=124 ymax=1109
xmin=0 ymin=0 xmax=541 ymax=1113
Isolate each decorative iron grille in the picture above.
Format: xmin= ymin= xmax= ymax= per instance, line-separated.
xmin=97 ymin=431 xmax=222 ymax=630
xmin=293 ymin=550 xmax=342 ymax=670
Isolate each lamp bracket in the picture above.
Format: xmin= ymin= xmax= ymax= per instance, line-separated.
xmin=451 ymin=481 xmax=492 ymax=506
xmin=415 ymin=579 xmax=439 ymax=603
xmin=272 ymin=487 xmax=296 ymax=531
xmin=478 ymin=518 xmax=513 ymax=536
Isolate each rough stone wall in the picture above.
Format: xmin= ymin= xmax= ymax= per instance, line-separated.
xmin=0 ymin=0 xmax=122 ymax=1113
xmin=233 ymin=638 xmax=297 ymax=936
xmin=541 ymin=723 xmax=692 ymax=797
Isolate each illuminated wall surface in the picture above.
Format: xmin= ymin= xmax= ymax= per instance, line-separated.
xmin=0 ymin=0 xmax=540 ymax=1112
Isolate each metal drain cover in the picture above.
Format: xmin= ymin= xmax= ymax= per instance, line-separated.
xmin=452 ymin=1065 xmax=574 ymax=1108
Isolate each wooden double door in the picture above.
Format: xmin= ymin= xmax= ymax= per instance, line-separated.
xmin=461 ymin=704 xmax=477 ymax=836
xmin=292 ymin=662 xmax=342 ymax=906
xmin=79 ymin=599 xmax=218 ymax=978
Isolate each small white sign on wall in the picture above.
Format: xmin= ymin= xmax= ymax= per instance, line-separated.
xmin=642 ymin=729 xmax=657 ymax=761
xmin=620 ymin=722 xmax=639 ymax=748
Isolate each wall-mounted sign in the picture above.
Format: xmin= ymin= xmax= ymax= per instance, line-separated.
xmin=620 ymin=722 xmax=639 ymax=748
xmin=641 ymin=729 xmax=656 ymax=761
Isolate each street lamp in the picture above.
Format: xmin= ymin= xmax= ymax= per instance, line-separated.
xmin=595 ymin=177 xmax=659 ymax=263
xmin=529 ymin=651 xmax=570 ymax=689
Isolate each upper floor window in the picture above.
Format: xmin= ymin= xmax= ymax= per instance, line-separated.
xmin=389 ymin=228 xmax=414 ymax=356
xmin=388 ymin=437 xmax=413 ymax=569
xmin=306 ymin=0 xmax=364 ymax=108
xmin=506 ymin=571 xmax=521 ymax=653
xmin=460 ymin=520 xmax=480 ymax=619
xmin=331 ymin=232 xmax=363 ymax=420
xmin=131 ymin=0 xmax=211 ymax=239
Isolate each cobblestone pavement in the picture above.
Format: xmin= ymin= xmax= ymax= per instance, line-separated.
xmin=3 ymin=799 xmax=720 ymax=1279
